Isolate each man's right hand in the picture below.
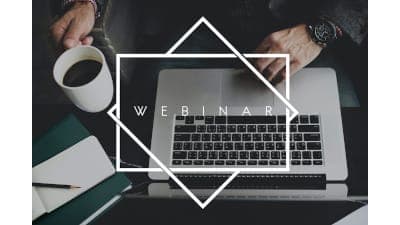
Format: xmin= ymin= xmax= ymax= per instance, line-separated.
xmin=50 ymin=1 xmax=95 ymax=50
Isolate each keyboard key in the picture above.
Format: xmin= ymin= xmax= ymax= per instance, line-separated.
xmin=247 ymin=125 xmax=256 ymax=132
xmin=217 ymin=125 xmax=227 ymax=132
xmin=173 ymin=142 xmax=183 ymax=150
xmin=291 ymin=151 xmax=301 ymax=159
xmin=281 ymin=151 xmax=286 ymax=159
xmin=266 ymin=116 xmax=276 ymax=124
xmin=227 ymin=125 xmax=236 ymax=132
xmin=185 ymin=116 xmax=194 ymax=124
xmin=296 ymin=142 xmax=306 ymax=150
xmin=224 ymin=142 xmax=234 ymax=150
xmin=226 ymin=160 xmax=235 ymax=165
xmin=195 ymin=116 xmax=204 ymax=120
xmin=173 ymin=151 xmax=187 ymax=159
xmin=215 ymin=116 xmax=227 ymax=124
xmin=232 ymin=134 xmax=241 ymax=141
xmin=237 ymin=160 xmax=246 ymax=165
xmin=183 ymin=142 xmax=192 ymax=150
xmin=278 ymin=125 xmax=286 ymax=132
xmin=265 ymin=142 xmax=275 ymax=150
xmin=209 ymin=151 xmax=218 ymax=159
xmin=257 ymin=125 xmax=266 ymax=132
xmin=175 ymin=125 xmax=196 ymax=132
xmin=302 ymin=151 xmax=312 ymax=159
xmin=194 ymin=142 xmax=203 ymax=150
xmin=205 ymin=116 xmax=214 ymax=124
xmin=191 ymin=133 xmax=201 ymax=141
xmin=202 ymin=134 xmax=211 ymax=141
xmin=212 ymin=134 xmax=221 ymax=141
xmin=259 ymin=160 xmax=269 ymax=165
xmin=183 ymin=160 xmax=192 ymax=165
xmin=313 ymin=160 xmax=323 ymax=165
xmin=291 ymin=116 xmax=299 ymax=124
xmin=197 ymin=125 xmax=206 ymax=132
xmin=219 ymin=151 xmax=228 ymax=159
xmin=198 ymin=151 xmax=207 ymax=159
xmin=243 ymin=134 xmax=252 ymax=141
xmin=261 ymin=151 xmax=270 ymax=159
xmin=250 ymin=151 xmax=259 ymax=159
xmin=237 ymin=125 xmax=246 ymax=132
xmin=270 ymin=160 xmax=279 ymax=165
xmin=240 ymin=151 xmax=249 ymax=159
xmin=271 ymin=151 xmax=280 ymax=159
xmin=172 ymin=160 xmax=182 ymax=165
xmin=253 ymin=133 xmax=262 ymax=141
xmin=229 ymin=151 xmax=238 ymax=159
xmin=290 ymin=125 xmax=297 ymax=132
xmin=234 ymin=142 xmax=244 ymax=150
xmin=268 ymin=125 xmax=277 ymax=132
xmin=273 ymin=133 xmax=282 ymax=141
xmin=174 ymin=134 xmax=190 ymax=141
xmin=294 ymin=134 xmax=302 ymax=141
xmin=255 ymin=142 xmax=264 ymax=150
xmin=204 ymin=160 xmax=214 ymax=165
xmin=300 ymin=115 xmax=309 ymax=124
xmin=278 ymin=115 xmax=286 ymax=124
xmin=304 ymin=133 xmax=320 ymax=141
xmin=222 ymin=134 xmax=231 ymax=141
xmin=290 ymin=142 xmax=296 ymax=150
xmin=247 ymin=160 xmax=257 ymax=165
xmin=204 ymin=142 xmax=213 ymax=150
xmin=194 ymin=160 xmax=203 ymax=165
xmin=291 ymin=160 xmax=300 ymax=165
xmin=207 ymin=125 xmax=216 ymax=133
xmin=215 ymin=160 xmax=225 ymax=165
xmin=298 ymin=125 xmax=320 ymax=132
xmin=307 ymin=142 xmax=322 ymax=150
xmin=302 ymin=160 xmax=312 ymax=165
xmin=245 ymin=142 xmax=254 ymax=150
xmin=176 ymin=115 xmax=184 ymax=120
xmin=310 ymin=115 xmax=319 ymax=124
xmin=280 ymin=160 xmax=286 ymax=165
xmin=188 ymin=151 xmax=197 ymax=159
xmin=263 ymin=134 xmax=272 ymax=141
xmin=214 ymin=142 xmax=223 ymax=150
xmin=276 ymin=142 xmax=285 ymax=150
xmin=313 ymin=151 xmax=322 ymax=159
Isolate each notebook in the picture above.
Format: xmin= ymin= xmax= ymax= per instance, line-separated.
xmin=32 ymin=136 xmax=115 ymax=220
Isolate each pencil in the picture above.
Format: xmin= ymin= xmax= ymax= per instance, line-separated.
xmin=32 ymin=182 xmax=81 ymax=189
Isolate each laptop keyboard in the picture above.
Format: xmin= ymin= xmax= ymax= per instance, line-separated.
xmin=171 ymin=115 xmax=323 ymax=167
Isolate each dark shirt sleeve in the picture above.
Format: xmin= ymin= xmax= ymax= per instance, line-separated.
xmin=318 ymin=0 xmax=367 ymax=45
xmin=49 ymin=0 xmax=106 ymax=18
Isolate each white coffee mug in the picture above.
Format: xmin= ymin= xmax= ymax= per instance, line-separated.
xmin=53 ymin=46 xmax=114 ymax=113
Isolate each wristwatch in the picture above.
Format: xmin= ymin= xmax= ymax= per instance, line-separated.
xmin=307 ymin=18 xmax=342 ymax=48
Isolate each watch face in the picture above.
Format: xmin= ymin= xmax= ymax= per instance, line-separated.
xmin=314 ymin=21 xmax=335 ymax=43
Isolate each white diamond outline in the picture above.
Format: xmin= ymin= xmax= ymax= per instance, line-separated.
xmin=107 ymin=17 xmax=299 ymax=208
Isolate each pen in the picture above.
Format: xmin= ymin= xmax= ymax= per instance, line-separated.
xmin=32 ymin=182 xmax=81 ymax=189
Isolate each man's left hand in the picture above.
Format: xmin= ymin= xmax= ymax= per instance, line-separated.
xmin=254 ymin=24 xmax=322 ymax=84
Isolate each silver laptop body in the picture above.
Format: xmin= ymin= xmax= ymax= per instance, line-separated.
xmin=148 ymin=68 xmax=347 ymax=181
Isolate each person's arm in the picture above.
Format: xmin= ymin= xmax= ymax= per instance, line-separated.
xmin=254 ymin=0 xmax=367 ymax=83
xmin=50 ymin=0 xmax=104 ymax=49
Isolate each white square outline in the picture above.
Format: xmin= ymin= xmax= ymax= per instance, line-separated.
xmin=106 ymin=17 xmax=299 ymax=208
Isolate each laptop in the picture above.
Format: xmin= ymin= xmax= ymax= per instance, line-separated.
xmin=148 ymin=68 xmax=347 ymax=189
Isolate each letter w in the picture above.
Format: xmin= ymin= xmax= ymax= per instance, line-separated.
xmin=133 ymin=106 xmax=148 ymax=116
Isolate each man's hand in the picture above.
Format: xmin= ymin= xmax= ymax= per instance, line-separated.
xmin=50 ymin=1 xmax=95 ymax=49
xmin=254 ymin=24 xmax=322 ymax=84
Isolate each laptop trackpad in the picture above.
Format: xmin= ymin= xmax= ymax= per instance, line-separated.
xmin=221 ymin=70 xmax=274 ymax=111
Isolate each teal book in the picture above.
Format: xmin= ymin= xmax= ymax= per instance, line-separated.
xmin=33 ymin=114 xmax=131 ymax=225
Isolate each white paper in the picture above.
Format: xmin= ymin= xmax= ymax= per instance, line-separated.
xmin=32 ymin=136 xmax=115 ymax=213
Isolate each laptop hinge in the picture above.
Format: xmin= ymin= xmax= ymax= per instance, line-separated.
xmin=169 ymin=174 xmax=326 ymax=190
